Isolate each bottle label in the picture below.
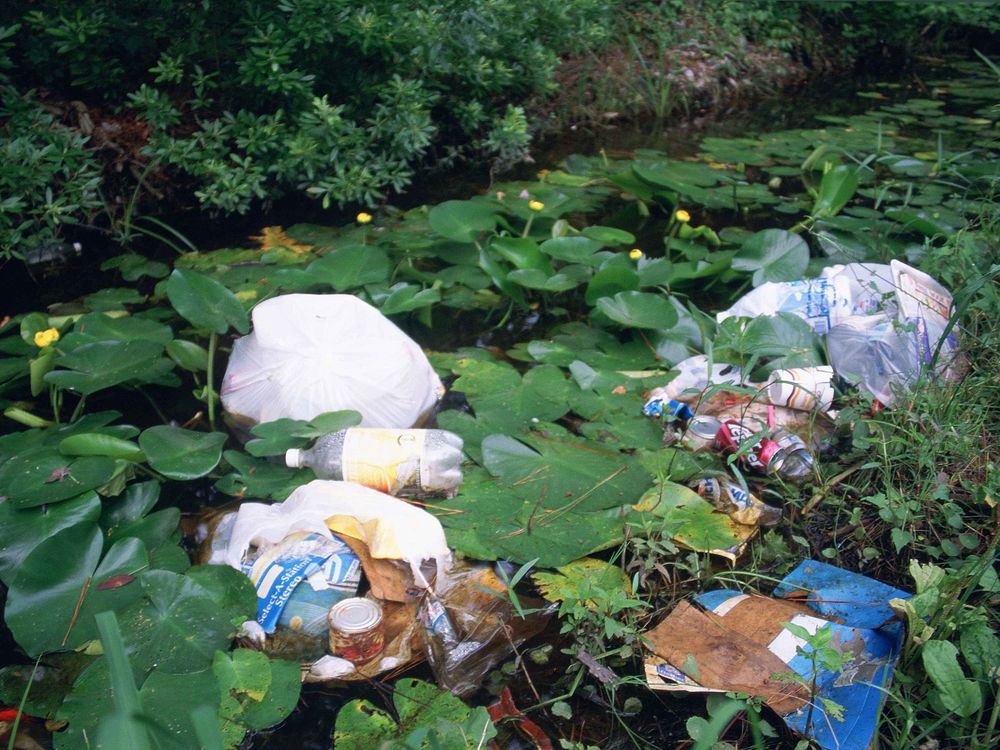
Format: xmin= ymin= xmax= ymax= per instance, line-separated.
xmin=341 ymin=429 xmax=425 ymax=494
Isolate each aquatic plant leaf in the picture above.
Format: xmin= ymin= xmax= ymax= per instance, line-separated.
xmin=58 ymin=433 xmax=144 ymax=461
xmin=215 ymin=450 xmax=312 ymax=500
xmin=5 ymin=525 xmax=148 ymax=655
xmin=436 ymin=467 xmax=638 ymax=567
xmin=0 ymin=447 xmax=118 ymax=508
xmin=540 ymin=236 xmax=604 ymax=263
xmin=490 ymin=236 xmax=554 ymax=273
xmin=428 ymin=200 xmax=498 ymax=242
xmin=116 ymin=569 xmax=242 ymax=673
xmin=733 ymin=229 xmax=809 ymax=286
xmin=245 ymin=410 xmax=362 ymax=457
xmin=166 ymin=339 xmax=209 ymax=371
xmin=596 ymin=291 xmax=679 ymax=329
xmin=165 ymin=268 xmax=249 ymax=334
xmin=139 ymin=426 xmax=226 ymax=480
xmin=45 ymin=339 xmax=175 ymax=395
xmin=373 ymin=284 xmax=439 ymax=314
xmin=632 ymin=482 xmax=753 ymax=556
xmin=812 ymin=165 xmax=859 ymax=218
xmin=585 ymin=265 xmax=640 ymax=305
xmin=214 ymin=650 xmax=301 ymax=748
xmin=582 ymin=225 xmax=636 ymax=246
xmin=482 ymin=431 xmax=651 ymax=514
xmin=0 ymin=490 xmax=101 ymax=586
xmin=56 ymin=661 xmax=219 ymax=750
xmin=334 ymin=677 xmax=496 ymax=750
xmin=884 ymin=208 xmax=955 ymax=237
xmin=306 ymin=245 xmax=391 ymax=291
xmin=445 ymin=359 xmax=573 ymax=439
xmin=185 ymin=565 xmax=259 ymax=628
xmin=101 ymin=253 xmax=170 ymax=281
xmin=533 ymin=558 xmax=631 ymax=606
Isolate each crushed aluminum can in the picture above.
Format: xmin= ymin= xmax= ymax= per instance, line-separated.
xmin=693 ymin=477 xmax=783 ymax=527
xmin=714 ymin=418 xmax=784 ymax=474
xmin=643 ymin=397 xmax=695 ymax=421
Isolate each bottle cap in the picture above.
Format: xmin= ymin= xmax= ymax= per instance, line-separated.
xmin=285 ymin=448 xmax=302 ymax=468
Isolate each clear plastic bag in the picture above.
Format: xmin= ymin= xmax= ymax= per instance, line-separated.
xmin=220 ymin=294 xmax=444 ymax=428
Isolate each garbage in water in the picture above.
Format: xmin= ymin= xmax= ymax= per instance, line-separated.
xmin=643 ymin=559 xmax=911 ymax=750
xmin=419 ymin=563 xmax=553 ymax=697
xmin=220 ymin=293 xmax=444 ymax=429
xmin=716 ymin=261 xmax=960 ymax=405
xmin=691 ymin=476 xmax=783 ymax=527
xmin=285 ymin=427 xmax=464 ymax=497
xmin=633 ymin=482 xmax=764 ymax=562
xmin=328 ymin=597 xmax=386 ymax=664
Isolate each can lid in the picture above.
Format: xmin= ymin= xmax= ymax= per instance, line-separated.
xmin=688 ymin=416 xmax=722 ymax=439
xmin=329 ymin=598 xmax=382 ymax=633
xmin=285 ymin=448 xmax=302 ymax=468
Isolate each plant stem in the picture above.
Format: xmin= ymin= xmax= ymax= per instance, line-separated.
xmin=7 ymin=656 xmax=42 ymax=750
xmin=207 ymin=331 xmax=218 ymax=428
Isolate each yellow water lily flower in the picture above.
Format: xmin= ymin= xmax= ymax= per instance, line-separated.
xmin=536 ymin=169 xmax=551 ymax=179
xmin=675 ymin=209 xmax=691 ymax=223
xmin=251 ymin=226 xmax=313 ymax=255
xmin=528 ymin=200 xmax=544 ymax=212
xmin=356 ymin=212 xmax=373 ymax=224
xmin=34 ymin=328 xmax=60 ymax=348
xmin=629 ymin=248 xmax=643 ymax=260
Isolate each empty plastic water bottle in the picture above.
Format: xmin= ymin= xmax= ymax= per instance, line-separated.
xmin=285 ymin=428 xmax=464 ymax=497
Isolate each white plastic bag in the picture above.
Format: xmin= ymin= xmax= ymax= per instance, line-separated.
xmin=220 ymin=479 xmax=452 ymax=591
xmin=656 ymin=354 xmax=746 ymax=401
xmin=717 ymin=264 xmax=897 ymax=334
xmin=221 ymin=294 xmax=444 ymax=428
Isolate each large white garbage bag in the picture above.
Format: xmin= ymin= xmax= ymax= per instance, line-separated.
xmin=221 ymin=479 xmax=452 ymax=591
xmin=221 ymin=294 xmax=444 ymax=427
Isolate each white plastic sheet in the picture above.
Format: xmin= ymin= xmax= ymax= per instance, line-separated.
xmin=221 ymin=294 xmax=444 ymax=428
xmin=220 ymin=479 xmax=452 ymax=591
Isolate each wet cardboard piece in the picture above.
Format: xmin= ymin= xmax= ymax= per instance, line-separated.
xmin=644 ymin=600 xmax=809 ymax=715
xmin=644 ymin=560 xmax=912 ymax=750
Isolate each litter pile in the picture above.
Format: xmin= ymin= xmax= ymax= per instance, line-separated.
xmin=206 ymin=259 xmax=959 ymax=743
xmin=206 ymin=294 xmax=550 ymax=696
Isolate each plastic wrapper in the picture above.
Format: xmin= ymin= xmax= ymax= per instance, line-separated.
xmin=645 ymin=354 xmax=746 ymax=405
xmin=218 ymin=479 xmax=453 ymax=591
xmin=418 ymin=564 xmax=553 ymax=697
xmin=220 ymin=294 xmax=444 ymax=429
xmin=717 ymin=263 xmax=897 ymax=334
xmin=691 ymin=476 xmax=782 ymax=527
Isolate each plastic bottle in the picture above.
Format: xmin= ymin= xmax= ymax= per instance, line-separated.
xmin=285 ymin=428 xmax=464 ymax=497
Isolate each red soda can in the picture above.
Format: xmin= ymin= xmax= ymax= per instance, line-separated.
xmin=714 ymin=418 xmax=784 ymax=474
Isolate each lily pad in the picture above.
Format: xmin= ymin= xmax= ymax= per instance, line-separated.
xmin=0 ymin=447 xmax=118 ymax=508
xmin=139 ymin=426 xmax=227 ymax=480
xmin=334 ymin=677 xmax=496 ymax=750
xmin=0 ymin=491 xmax=101 ymax=585
xmin=165 ymin=269 xmax=249 ymax=335
xmin=5 ymin=525 xmax=148 ymax=655
xmin=306 ymin=245 xmax=391 ymax=291
xmin=428 ymin=200 xmax=498 ymax=242
xmin=733 ymin=229 xmax=810 ymax=286
xmin=214 ymin=649 xmax=301 ymax=747
xmin=596 ymin=291 xmax=679 ymax=329
xmin=45 ymin=340 xmax=175 ymax=395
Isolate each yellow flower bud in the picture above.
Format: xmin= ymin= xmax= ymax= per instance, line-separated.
xmin=356 ymin=212 xmax=373 ymax=224
xmin=674 ymin=209 xmax=691 ymax=223
xmin=629 ymin=248 xmax=643 ymax=261
xmin=34 ymin=328 xmax=60 ymax=348
xmin=528 ymin=200 xmax=544 ymax=212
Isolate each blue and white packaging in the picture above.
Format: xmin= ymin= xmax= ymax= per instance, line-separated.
xmin=244 ymin=531 xmax=362 ymax=636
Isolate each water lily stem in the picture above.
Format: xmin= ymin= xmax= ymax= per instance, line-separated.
xmin=521 ymin=215 xmax=535 ymax=238
xmin=207 ymin=331 xmax=218 ymax=428
xmin=69 ymin=395 xmax=87 ymax=423
xmin=7 ymin=655 xmax=42 ymax=750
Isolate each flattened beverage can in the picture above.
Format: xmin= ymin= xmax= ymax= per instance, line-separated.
xmin=693 ymin=476 xmax=783 ymax=527
xmin=714 ymin=418 xmax=784 ymax=474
